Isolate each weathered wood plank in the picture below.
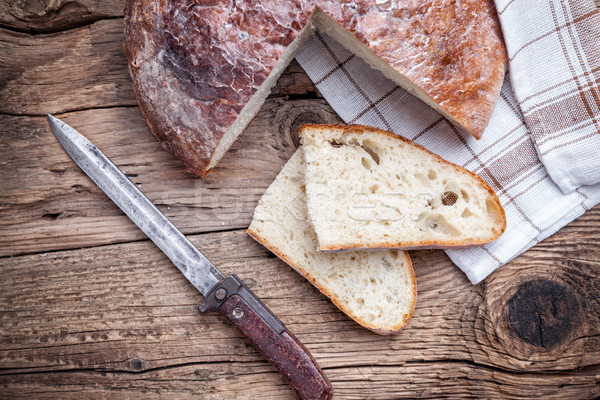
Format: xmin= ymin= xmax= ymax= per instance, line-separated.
xmin=0 ymin=0 xmax=122 ymax=33
xmin=0 ymin=363 xmax=295 ymax=399
xmin=0 ymin=19 xmax=135 ymax=116
xmin=0 ymin=17 xmax=318 ymax=116
xmin=0 ymin=96 xmax=340 ymax=257
xmin=1 ymin=363 xmax=598 ymax=399
xmin=0 ymin=217 xmax=598 ymax=398
xmin=1 ymin=1 xmax=599 ymax=398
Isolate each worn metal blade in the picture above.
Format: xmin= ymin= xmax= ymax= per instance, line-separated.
xmin=47 ymin=115 xmax=225 ymax=296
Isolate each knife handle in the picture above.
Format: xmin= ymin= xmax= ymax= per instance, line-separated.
xmin=200 ymin=275 xmax=332 ymax=400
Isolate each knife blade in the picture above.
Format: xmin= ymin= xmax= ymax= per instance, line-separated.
xmin=47 ymin=115 xmax=332 ymax=400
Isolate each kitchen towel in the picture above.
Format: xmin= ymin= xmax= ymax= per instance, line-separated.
xmin=497 ymin=0 xmax=600 ymax=193
xmin=295 ymin=2 xmax=600 ymax=284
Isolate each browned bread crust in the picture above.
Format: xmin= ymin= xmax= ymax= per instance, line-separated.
xmin=124 ymin=0 xmax=507 ymax=177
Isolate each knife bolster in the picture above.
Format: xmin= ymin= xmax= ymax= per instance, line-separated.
xmin=199 ymin=274 xmax=285 ymax=334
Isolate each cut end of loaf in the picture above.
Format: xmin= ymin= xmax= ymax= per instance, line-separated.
xmin=299 ymin=124 xmax=507 ymax=252
xmin=248 ymin=149 xmax=416 ymax=334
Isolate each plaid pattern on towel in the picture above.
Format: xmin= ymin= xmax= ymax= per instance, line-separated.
xmin=497 ymin=0 xmax=600 ymax=193
xmin=295 ymin=27 xmax=600 ymax=284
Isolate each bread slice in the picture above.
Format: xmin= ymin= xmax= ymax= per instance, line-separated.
xmin=300 ymin=124 xmax=507 ymax=252
xmin=248 ymin=149 xmax=416 ymax=334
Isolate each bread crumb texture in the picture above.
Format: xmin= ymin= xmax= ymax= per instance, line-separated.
xmin=248 ymin=150 xmax=416 ymax=334
xmin=300 ymin=124 xmax=506 ymax=251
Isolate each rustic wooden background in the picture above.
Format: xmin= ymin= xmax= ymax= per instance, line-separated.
xmin=1 ymin=1 xmax=599 ymax=398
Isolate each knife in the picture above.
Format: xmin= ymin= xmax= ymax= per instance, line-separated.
xmin=47 ymin=115 xmax=332 ymax=400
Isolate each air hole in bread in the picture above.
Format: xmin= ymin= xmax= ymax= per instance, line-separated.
xmin=460 ymin=189 xmax=470 ymax=202
xmin=418 ymin=213 xmax=461 ymax=236
xmin=343 ymin=137 xmax=381 ymax=166
xmin=441 ymin=191 xmax=458 ymax=206
xmin=461 ymin=208 xmax=472 ymax=218
xmin=428 ymin=169 xmax=437 ymax=180
xmin=414 ymin=172 xmax=427 ymax=185
xmin=359 ymin=140 xmax=380 ymax=165
xmin=361 ymin=157 xmax=372 ymax=170
xmin=382 ymin=258 xmax=392 ymax=270
xmin=369 ymin=184 xmax=379 ymax=194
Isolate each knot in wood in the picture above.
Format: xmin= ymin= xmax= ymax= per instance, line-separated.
xmin=507 ymin=279 xmax=580 ymax=349
xmin=129 ymin=359 xmax=145 ymax=371
xmin=289 ymin=112 xmax=325 ymax=148
xmin=277 ymin=105 xmax=327 ymax=149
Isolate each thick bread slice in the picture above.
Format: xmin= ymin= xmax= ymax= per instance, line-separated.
xmin=248 ymin=149 xmax=416 ymax=335
xmin=300 ymin=124 xmax=507 ymax=252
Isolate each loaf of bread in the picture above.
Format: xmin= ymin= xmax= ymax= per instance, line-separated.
xmin=124 ymin=0 xmax=507 ymax=177
xmin=300 ymin=124 xmax=507 ymax=252
xmin=248 ymin=149 xmax=416 ymax=334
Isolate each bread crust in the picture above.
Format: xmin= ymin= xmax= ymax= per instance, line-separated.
xmin=299 ymin=123 xmax=507 ymax=251
xmin=247 ymin=228 xmax=416 ymax=335
xmin=124 ymin=0 xmax=507 ymax=177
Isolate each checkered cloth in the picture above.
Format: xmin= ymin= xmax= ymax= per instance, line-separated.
xmin=295 ymin=1 xmax=600 ymax=284
xmin=498 ymin=0 xmax=600 ymax=193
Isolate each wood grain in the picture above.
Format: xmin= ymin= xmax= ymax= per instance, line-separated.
xmin=1 ymin=1 xmax=599 ymax=398
xmin=0 ymin=217 xmax=598 ymax=398
xmin=0 ymin=0 xmax=122 ymax=33
xmin=0 ymin=19 xmax=135 ymax=116
xmin=0 ymin=96 xmax=339 ymax=257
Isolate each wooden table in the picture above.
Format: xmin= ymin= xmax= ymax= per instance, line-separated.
xmin=1 ymin=1 xmax=599 ymax=398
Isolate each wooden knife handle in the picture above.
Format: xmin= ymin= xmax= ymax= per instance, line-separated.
xmin=200 ymin=275 xmax=332 ymax=400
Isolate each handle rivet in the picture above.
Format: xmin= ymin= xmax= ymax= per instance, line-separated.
xmin=215 ymin=288 xmax=227 ymax=300
xmin=232 ymin=307 xmax=244 ymax=319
